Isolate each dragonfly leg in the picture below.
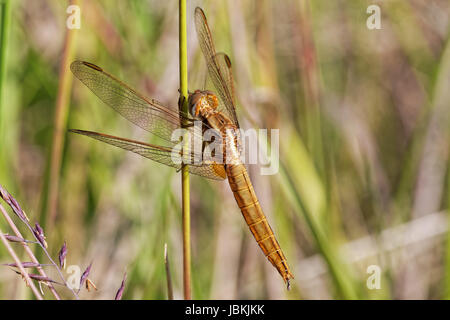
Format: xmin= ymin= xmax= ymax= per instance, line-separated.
xmin=177 ymin=94 xmax=186 ymax=109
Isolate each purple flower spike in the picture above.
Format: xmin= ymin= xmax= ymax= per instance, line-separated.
xmin=33 ymin=223 xmax=47 ymax=248
xmin=0 ymin=185 xmax=28 ymax=221
xmin=28 ymin=273 xmax=57 ymax=283
xmin=114 ymin=272 xmax=127 ymax=300
xmin=4 ymin=262 xmax=40 ymax=268
xmin=3 ymin=234 xmax=26 ymax=243
xmin=58 ymin=241 xmax=67 ymax=269
xmin=80 ymin=262 xmax=92 ymax=289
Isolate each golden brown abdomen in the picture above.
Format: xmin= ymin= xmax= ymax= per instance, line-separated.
xmin=225 ymin=163 xmax=294 ymax=285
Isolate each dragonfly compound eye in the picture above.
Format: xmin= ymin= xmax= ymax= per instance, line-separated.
xmin=191 ymin=103 xmax=200 ymax=117
xmin=188 ymin=92 xmax=202 ymax=116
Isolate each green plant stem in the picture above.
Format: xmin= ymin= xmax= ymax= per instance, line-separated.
xmin=0 ymin=0 xmax=11 ymax=186
xmin=0 ymin=0 xmax=10 ymax=115
xmin=179 ymin=0 xmax=191 ymax=300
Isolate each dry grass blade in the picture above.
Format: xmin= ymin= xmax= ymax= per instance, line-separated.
xmin=0 ymin=216 xmax=43 ymax=299
xmin=0 ymin=184 xmax=81 ymax=299
xmin=0 ymin=202 xmax=61 ymax=299
xmin=46 ymin=0 xmax=78 ymax=227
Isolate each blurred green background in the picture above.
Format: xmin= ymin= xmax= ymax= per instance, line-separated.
xmin=0 ymin=0 xmax=450 ymax=299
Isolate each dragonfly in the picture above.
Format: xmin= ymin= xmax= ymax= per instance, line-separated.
xmin=69 ymin=7 xmax=294 ymax=288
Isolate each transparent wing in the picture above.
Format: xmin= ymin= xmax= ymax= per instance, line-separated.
xmin=194 ymin=7 xmax=240 ymax=128
xmin=71 ymin=61 xmax=206 ymax=146
xmin=70 ymin=129 xmax=227 ymax=180
xmin=215 ymin=52 xmax=236 ymax=107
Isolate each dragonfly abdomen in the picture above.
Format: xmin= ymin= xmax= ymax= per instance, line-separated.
xmin=225 ymin=163 xmax=294 ymax=286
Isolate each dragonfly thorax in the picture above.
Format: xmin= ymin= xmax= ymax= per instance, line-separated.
xmin=188 ymin=89 xmax=219 ymax=118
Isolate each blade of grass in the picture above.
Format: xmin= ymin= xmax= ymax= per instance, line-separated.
xmin=426 ymin=36 xmax=450 ymax=299
xmin=164 ymin=243 xmax=174 ymax=300
xmin=446 ymin=154 xmax=450 ymax=299
xmin=279 ymin=130 xmax=359 ymax=299
xmin=179 ymin=0 xmax=191 ymax=300
xmin=0 ymin=0 xmax=12 ymax=188
xmin=0 ymin=0 xmax=10 ymax=118
xmin=45 ymin=0 xmax=78 ymax=228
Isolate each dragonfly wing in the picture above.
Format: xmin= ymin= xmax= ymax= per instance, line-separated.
xmin=215 ymin=52 xmax=236 ymax=111
xmin=194 ymin=7 xmax=240 ymax=128
xmin=71 ymin=61 xmax=184 ymax=145
xmin=70 ymin=129 xmax=226 ymax=180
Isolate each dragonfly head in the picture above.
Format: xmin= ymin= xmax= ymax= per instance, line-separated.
xmin=188 ymin=90 xmax=219 ymax=117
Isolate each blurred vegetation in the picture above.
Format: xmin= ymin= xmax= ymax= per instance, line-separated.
xmin=0 ymin=0 xmax=450 ymax=299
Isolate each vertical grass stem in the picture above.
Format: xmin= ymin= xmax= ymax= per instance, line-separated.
xmin=179 ymin=0 xmax=191 ymax=300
